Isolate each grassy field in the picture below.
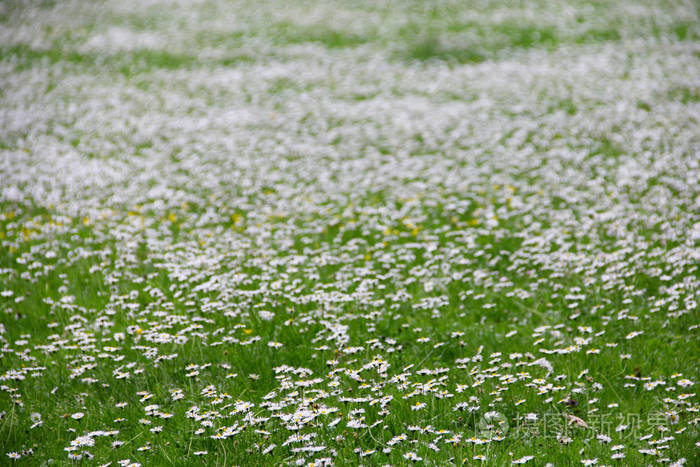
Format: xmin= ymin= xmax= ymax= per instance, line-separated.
xmin=1 ymin=0 xmax=699 ymax=465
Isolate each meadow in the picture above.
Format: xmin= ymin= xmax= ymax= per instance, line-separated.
xmin=0 ymin=0 xmax=698 ymax=465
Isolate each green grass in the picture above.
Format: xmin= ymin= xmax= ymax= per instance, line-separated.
xmin=398 ymin=17 xmax=695 ymax=63
xmin=1 ymin=189 xmax=697 ymax=464
xmin=0 ymin=44 xmax=254 ymax=75
xmin=667 ymin=85 xmax=700 ymax=104
xmin=404 ymin=37 xmax=487 ymax=64
xmin=273 ymin=21 xmax=370 ymax=49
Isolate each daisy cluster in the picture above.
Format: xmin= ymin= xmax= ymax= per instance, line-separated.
xmin=0 ymin=0 xmax=698 ymax=464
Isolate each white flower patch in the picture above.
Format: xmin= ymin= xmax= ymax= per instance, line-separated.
xmin=0 ymin=0 xmax=697 ymax=465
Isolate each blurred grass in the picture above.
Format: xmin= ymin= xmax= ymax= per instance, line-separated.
xmin=1 ymin=1 xmax=698 ymax=71
xmin=0 ymin=44 xmax=255 ymax=75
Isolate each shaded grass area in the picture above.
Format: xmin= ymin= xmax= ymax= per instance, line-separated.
xmin=273 ymin=21 xmax=370 ymax=48
xmin=0 ymin=44 xmax=255 ymax=75
xmin=400 ymin=19 xmax=699 ymax=64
